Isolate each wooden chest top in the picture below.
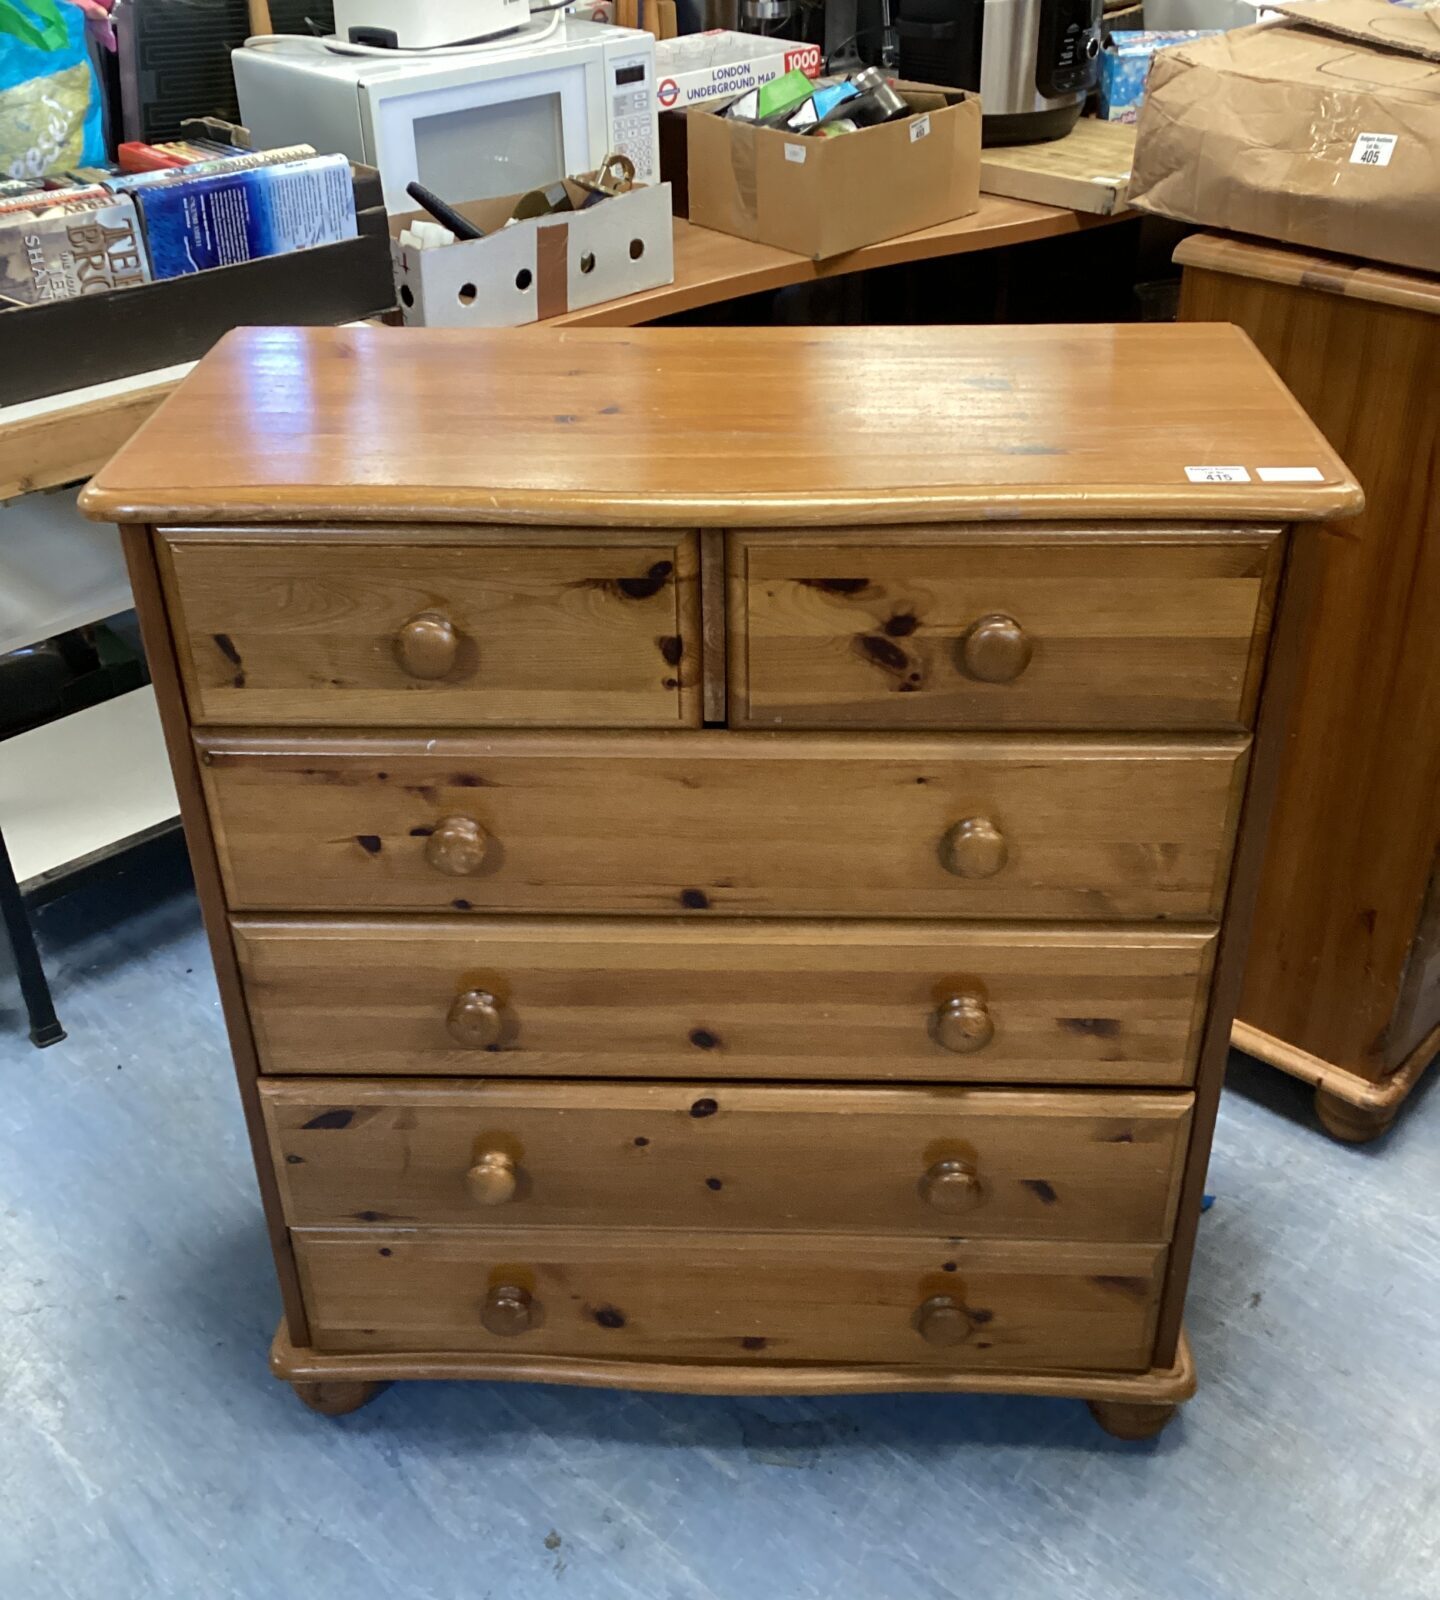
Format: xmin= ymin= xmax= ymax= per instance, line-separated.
xmin=78 ymin=324 xmax=1360 ymax=529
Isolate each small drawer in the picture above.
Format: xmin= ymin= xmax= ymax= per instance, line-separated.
xmin=728 ymin=526 xmax=1282 ymax=731
xmin=262 ymin=1079 xmax=1193 ymax=1242
xmin=292 ymin=1227 xmax=1167 ymax=1371
xmin=236 ymin=918 xmax=1217 ymax=1086
xmin=157 ymin=527 xmax=700 ymax=727
xmin=201 ymin=730 xmax=1247 ymax=920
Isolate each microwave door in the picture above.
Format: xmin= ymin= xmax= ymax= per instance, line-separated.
xmin=365 ymin=65 xmax=594 ymax=211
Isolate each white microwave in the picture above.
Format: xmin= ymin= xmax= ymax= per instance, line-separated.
xmin=232 ymin=17 xmax=658 ymax=213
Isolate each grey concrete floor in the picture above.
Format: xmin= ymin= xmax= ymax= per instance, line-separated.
xmin=2 ymin=842 xmax=1437 ymax=1600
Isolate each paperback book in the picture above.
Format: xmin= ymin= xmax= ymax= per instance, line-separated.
xmin=134 ymin=152 xmax=357 ymax=279
xmin=0 ymin=192 xmax=150 ymax=303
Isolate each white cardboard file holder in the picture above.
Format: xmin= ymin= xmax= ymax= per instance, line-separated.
xmin=389 ymin=180 xmax=674 ymax=328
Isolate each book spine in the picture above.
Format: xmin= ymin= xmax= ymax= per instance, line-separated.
xmin=0 ymin=185 xmax=107 ymax=217
xmin=118 ymin=142 xmax=194 ymax=173
xmin=0 ymin=195 xmax=151 ymax=304
xmin=134 ymin=154 xmax=358 ymax=279
xmin=105 ymin=145 xmax=321 ymax=193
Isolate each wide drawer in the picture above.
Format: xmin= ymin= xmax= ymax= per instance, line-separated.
xmin=728 ymin=526 xmax=1282 ymax=731
xmin=235 ymin=918 xmax=1217 ymax=1085
xmin=200 ymin=731 xmax=1248 ymax=919
xmin=263 ymin=1079 xmax=1193 ymax=1241
xmin=157 ymin=528 xmax=701 ymax=727
xmin=293 ymin=1227 xmax=1167 ymax=1371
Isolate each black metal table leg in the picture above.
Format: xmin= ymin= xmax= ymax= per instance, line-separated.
xmin=0 ymin=826 xmax=65 ymax=1047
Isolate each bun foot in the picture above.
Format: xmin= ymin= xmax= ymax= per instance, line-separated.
xmin=1087 ymin=1399 xmax=1178 ymax=1440
xmin=291 ymin=1378 xmax=388 ymax=1416
xmin=1314 ymin=1088 xmax=1397 ymax=1144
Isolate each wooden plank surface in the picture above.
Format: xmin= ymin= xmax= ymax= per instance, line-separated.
xmin=77 ymin=325 xmax=1361 ymax=529
xmin=293 ymin=1226 xmax=1168 ymax=1371
xmin=233 ymin=915 xmax=1217 ymax=1085
xmin=199 ymin=730 xmax=1249 ymax=921
xmin=1176 ymin=232 xmax=1440 ymax=318
xmin=980 ymin=121 xmax=1136 ymax=216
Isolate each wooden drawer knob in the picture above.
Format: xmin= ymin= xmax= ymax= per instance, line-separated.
xmin=425 ymin=815 xmax=489 ymax=876
xmin=481 ymin=1283 xmax=535 ymax=1337
xmin=467 ymin=1150 xmax=518 ymax=1206
xmin=447 ymin=988 xmax=502 ymax=1048
xmin=934 ymin=993 xmax=993 ymax=1053
xmin=919 ymin=1159 xmax=984 ymax=1213
xmin=914 ymin=1294 xmax=974 ymax=1347
xmin=959 ymin=614 xmax=1031 ymax=683
xmin=396 ymin=610 xmax=459 ymax=680
xmin=940 ymin=816 xmax=1007 ymax=879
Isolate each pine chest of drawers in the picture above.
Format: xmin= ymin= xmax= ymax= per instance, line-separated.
xmin=81 ymin=323 xmax=1359 ymax=1437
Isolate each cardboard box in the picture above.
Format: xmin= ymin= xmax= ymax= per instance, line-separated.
xmin=656 ymin=32 xmax=824 ymax=217
xmin=1130 ymin=10 xmax=1440 ymax=275
xmin=1274 ymin=0 xmax=1440 ymax=58
xmin=390 ymin=179 xmax=673 ymax=327
xmin=686 ymin=85 xmax=980 ymax=260
xmin=653 ymin=30 xmax=821 ymax=113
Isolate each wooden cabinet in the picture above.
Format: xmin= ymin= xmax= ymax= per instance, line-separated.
xmin=80 ymin=323 xmax=1358 ymax=1435
xmin=1178 ymin=234 xmax=1440 ymax=1141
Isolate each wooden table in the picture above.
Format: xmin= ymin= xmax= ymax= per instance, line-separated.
xmin=1178 ymin=232 xmax=1440 ymax=1141
xmin=552 ymin=198 xmax=1120 ymax=327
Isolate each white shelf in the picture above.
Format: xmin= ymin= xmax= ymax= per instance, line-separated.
xmin=0 ymin=488 xmax=134 ymax=656
xmin=0 ymin=687 xmax=179 ymax=888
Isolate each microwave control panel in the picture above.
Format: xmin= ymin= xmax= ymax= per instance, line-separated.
xmin=609 ymin=55 xmax=657 ymax=184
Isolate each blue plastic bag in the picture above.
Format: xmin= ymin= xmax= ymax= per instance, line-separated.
xmin=1 ymin=2 xmax=106 ymax=178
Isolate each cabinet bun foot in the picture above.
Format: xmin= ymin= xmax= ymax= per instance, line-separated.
xmin=290 ymin=1378 xmax=389 ymax=1416
xmin=1313 ymin=1088 xmax=1397 ymax=1144
xmin=1087 ymin=1399 xmax=1178 ymax=1440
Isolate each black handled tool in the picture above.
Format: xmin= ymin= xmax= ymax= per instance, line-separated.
xmin=404 ymin=180 xmax=484 ymax=241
